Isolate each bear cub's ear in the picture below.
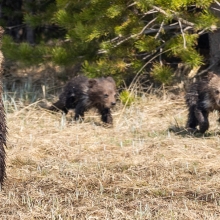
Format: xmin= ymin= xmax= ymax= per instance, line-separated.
xmin=88 ymin=79 xmax=98 ymax=88
xmin=106 ymin=76 xmax=115 ymax=83
xmin=207 ymin=71 xmax=218 ymax=80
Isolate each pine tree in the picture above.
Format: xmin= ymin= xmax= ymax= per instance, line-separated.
xmin=1 ymin=0 xmax=219 ymax=84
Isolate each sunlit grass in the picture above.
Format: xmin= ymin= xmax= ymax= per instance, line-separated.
xmin=1 ymin=78 xmax=220 ymax=219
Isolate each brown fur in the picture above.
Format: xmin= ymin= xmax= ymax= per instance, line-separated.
xmin=185 ymin=72 xmax=220 ymax=133
xmin=48 ymin=75 xmax=117 ymax=124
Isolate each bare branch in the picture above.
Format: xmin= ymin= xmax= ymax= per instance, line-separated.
xmin=152 ymin=5 xmax=195 ymax=27
xmin=178 ymin=19 xmax=186 ymax=49
xmin=110 ymin=17 xmax=158 ymax=49
xmin=155 ymin=20 xmax=164 ymax=39
xmin=144 ymin=24 xmax=193 ymax=35
xmin=142 ymin=9 xmax=158 ymax=17
xmin=127 ymin=2 xmax=137 ymax=8
xmin=210 ymin=7 xmax=220 ymax=12
xmin=139 ymin=17 xmax=158 ymax=35
xmin=143 ymin=43 xmax=166 ymax=60
xmin=183 ymin=26 xmax=193 ymax=32
xmin=198 ymin=28 xmax=209 ymax=35
xmin=214 ymin=0 xmax=220 ymax=7
xmin=114 ymin=36 xmax=133 ymax=47
xmin=159 ymin=47 xmax=163 ymax=65
xmin=110 ymin=36 xmax=120 ymax=43
xmin=196 ymin=63 xmax=216 ymax=76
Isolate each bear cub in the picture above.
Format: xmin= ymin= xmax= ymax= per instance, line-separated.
xmin=185 ymin=71 xmax=220 ymax=133
xmin=48 ymin=75 xmax=117 ymax=124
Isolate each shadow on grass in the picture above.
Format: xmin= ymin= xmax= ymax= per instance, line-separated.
xmin=168 ymin=125 xmax=220 ymax=138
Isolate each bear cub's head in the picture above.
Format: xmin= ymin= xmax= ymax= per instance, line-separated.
xmin=88 ymin=77 xmax=117 ymax=108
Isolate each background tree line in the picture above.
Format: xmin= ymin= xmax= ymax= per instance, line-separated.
xmin=0 ymin=0 xmax=220 ymax=86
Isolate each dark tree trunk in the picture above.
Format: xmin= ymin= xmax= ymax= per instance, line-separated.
xmin=0 ymin=0 xmax=23 ymax=42
xmin=209 ymin=3 xmax=220 ymax=74
xmin=25 ymin=0 xmax=34 ymax=44
xmin=0 ymin=4 xmax=2 ymax=18
xmin=0 ymin=27 xmax=7 ymax=186
xmin=26 ymin=25 xmax=34 ymax=44
xmin=208 ymin=30 xmax=220 ymax=73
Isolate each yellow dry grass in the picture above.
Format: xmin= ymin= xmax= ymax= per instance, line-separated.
xmin=1 ymin=93 xmax=220 ymax=219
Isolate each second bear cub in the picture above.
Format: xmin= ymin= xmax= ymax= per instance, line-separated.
xmin=49 ymin=75 xmax=117 ymax=124
xmin=185 ymin=72 xmax=220 ymax=133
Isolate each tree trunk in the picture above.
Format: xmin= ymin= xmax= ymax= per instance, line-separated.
xmin=26 ymin=25 xmax=34 ymax=44
xmin=209 ymin=3 xmax=220 ymax=74
xmin=208 ymin=30 xmax=220 ymax=73
xmin=0 ymin=26 xmax=7 ymax=186
xmin=0 ymin=3 xmax=2 ymax=18
xmin=25 ymin=0 xmax=34 ymax=44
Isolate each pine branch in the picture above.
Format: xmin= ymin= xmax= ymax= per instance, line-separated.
xmin=115 ymin=16 xmax=157 ymax=46
xmin=128 ymin=47 xmax=173 ymax=91
xmin=143 ymin=43 xmax=166 ymax=60
xmin=98 ymin=17 xmax=158 ymax=54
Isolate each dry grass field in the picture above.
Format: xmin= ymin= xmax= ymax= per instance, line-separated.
xmin=1 ymin=86 xmax=220 ymax=219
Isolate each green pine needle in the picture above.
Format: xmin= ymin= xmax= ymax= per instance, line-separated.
xmin=151 ymin=63 xmax=173 ymax=85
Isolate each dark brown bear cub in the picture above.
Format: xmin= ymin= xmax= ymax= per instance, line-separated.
xmin=49 ymin=75 xmax=117 ymax=124
xmin=185 ymin=72 xmax=220 ymax=133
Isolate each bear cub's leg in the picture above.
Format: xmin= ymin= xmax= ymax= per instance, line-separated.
xmin=187 ymin=106 xmax=199 ymax=131
xmin=99 ymin=108 xmax=113 ymax=124
xmin=74 ymin=102 xmax=86 ymax=121
xmin=194 ymin=108 xmax=209 ymax=133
